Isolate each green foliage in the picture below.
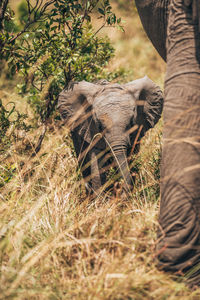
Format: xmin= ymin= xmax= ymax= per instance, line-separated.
xmin=1 ymin=0 xmax=122 ymax=122
xmin=3 ymin=8 xmax=20 ymax=33
xmin=0 ymin=99 xmax=31 ymax=187
xmin=0 ymin=99 xmax=30 ymax=147
xmin=17 ymin=22 xmax=115 ymax=120
xmin=0 ymin=162 xmax=17 ymax=187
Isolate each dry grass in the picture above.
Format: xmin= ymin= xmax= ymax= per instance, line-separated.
xmin=1 ymin=103 xmax=199 ymax=299
xmin=1 ymin=1 xmax=200 ymax=299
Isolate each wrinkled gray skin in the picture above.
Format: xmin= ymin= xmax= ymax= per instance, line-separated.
xmin=58 ymin=77 xmax=163 ymax=195
xmin=135 ymin=0 xmax=200 ymax=284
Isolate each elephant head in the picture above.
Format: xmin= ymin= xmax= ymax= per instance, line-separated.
xmin=58 ymin=76 xmax=163 ymax=193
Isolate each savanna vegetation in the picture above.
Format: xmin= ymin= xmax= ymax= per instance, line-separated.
xmin=0 ymin=0 xmax=200 ymax=299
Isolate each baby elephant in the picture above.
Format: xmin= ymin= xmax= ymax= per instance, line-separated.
xmin=58 ymin=76 xmax=163 ymax=195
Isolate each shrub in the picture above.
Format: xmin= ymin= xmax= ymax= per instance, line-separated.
xmin=1 ymin=0 xmax=123 ymax=123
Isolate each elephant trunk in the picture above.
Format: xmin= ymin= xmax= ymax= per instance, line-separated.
xmin=110 ymin=140 xmax=133 ymax=192
xmin=135 ymin=0 xmax=167 ymax=61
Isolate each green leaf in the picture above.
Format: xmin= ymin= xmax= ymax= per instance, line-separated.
xmin=98 ymin=8 xmax=105 ymax=15
xmin=0 ymin=0 xmax=121 ymax=122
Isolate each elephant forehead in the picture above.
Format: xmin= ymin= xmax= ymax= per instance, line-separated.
xmin=98 ymin=112 xmax=129 ymax=129
xmin=94 ymin=90 xmax=136 ymax=109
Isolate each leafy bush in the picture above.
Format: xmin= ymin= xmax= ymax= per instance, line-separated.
xmin=0 ymin=99 xmax=31 ymax=187
xmin=0 ymin=99 xmax=30 ymax=147
xmin=1 ymin=0 xmax=122 ymax=123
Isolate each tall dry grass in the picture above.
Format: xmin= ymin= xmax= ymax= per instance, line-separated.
xmin=1 ymin=120 xmax=199 ymax=299
xmin=1 ymin=1 xmax=200 ymax=299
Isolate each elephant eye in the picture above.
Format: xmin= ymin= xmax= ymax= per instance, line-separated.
xmin=130 ymin=116 xmax=135 ymax=127
xmin=125 ymin=116 xmax=136 ymax=135
xmin=125 ymin=123 xmax=132 ymax=133
xmin=97 ymin=120 xmax=104 ymax=132
xmin=133 ymin=107 xmax=137 ymax=118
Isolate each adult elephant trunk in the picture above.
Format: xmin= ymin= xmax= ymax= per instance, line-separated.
xmin=135 ymin=0 xmax=168 ymax=62
xmin=109 ymin=140 xmax=132 ymax=193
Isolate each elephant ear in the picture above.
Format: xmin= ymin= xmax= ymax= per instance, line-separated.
xmin=125 ymin=76 xmax=163 ymax=132
xmin=58 ymin=81 xmax=101 ymax=142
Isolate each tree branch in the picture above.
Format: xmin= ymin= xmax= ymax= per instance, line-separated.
xmin=7 ymin=0 xmax=56 ymax=45
xmin=0 ymin=0 xmax=9 ymax=30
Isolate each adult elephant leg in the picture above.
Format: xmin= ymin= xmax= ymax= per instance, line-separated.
xmin=157 ymin=0 xmax=200 ymax=283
